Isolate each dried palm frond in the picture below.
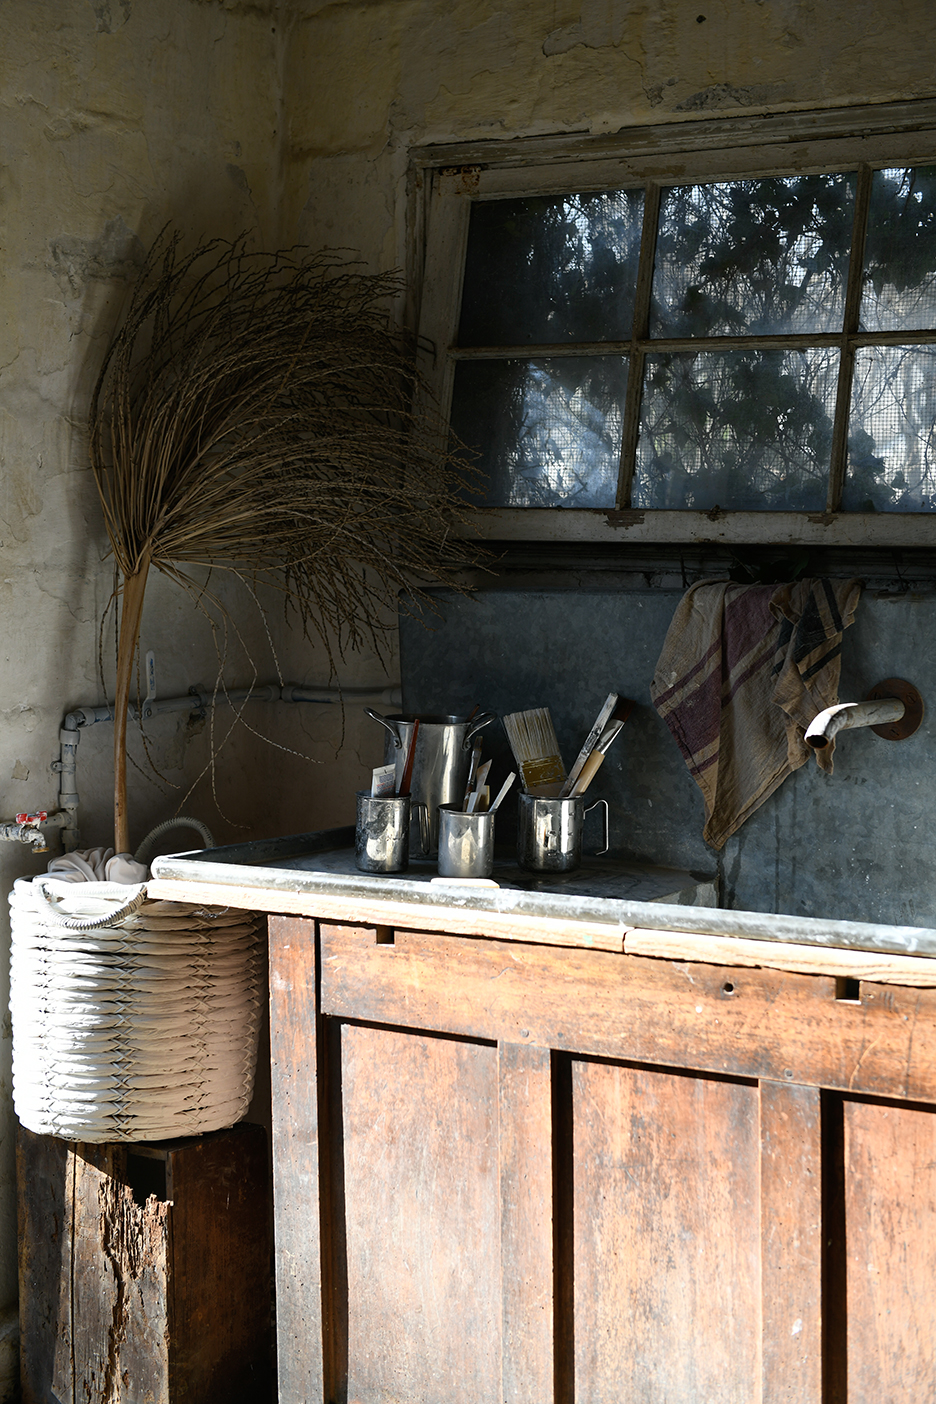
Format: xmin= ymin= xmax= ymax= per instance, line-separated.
xmin=88 ymin=228 xmax=483 ymax=853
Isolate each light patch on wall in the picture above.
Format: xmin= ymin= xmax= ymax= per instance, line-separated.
xmin=10 ymin=762 xmax=29 ymax=782
xmin=47 ymin=216 xmax=144 ymax=299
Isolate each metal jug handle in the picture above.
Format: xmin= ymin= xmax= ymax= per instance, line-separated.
xmin=365 ymin=708 xmax=403 ymax=750
xmin=463 ymin=711 xmax=497 ymax=748
xmin=584 ymin=798 xmax=610 ymax=856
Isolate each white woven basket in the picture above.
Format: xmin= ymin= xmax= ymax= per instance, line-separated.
xmin=9 ymin=877 xmax=264 ymax=1142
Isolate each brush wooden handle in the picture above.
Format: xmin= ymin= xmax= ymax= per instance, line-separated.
xmin=569 ymin=749 xmax=605 ymax=797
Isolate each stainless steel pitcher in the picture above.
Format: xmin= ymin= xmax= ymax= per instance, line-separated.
xmin=365 ymin=710 xmax=496 ymax=854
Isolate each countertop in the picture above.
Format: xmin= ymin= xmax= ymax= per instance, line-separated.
xmin=147 ymin=826 xmax=936 ymax=981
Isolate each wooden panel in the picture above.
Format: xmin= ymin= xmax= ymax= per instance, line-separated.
xmin=165 ymin=1127 xmax=272 ymax=1403
xmin=268 ymin=914 xmax=324 ymax=1404
xmin=319 ymin=925 xmax=936 ymax=1102
xmin=498 ymin=1042 xmax=554 ymax=1404
xmin=626 ymin=930 xmax=936 ymax=985
xmin=760 ymin=1081 xmax=823 ymax=1404
xmin=47 ymin=1143 xmax=170 ymax=1404
xmin=18 ymin=1127 xmax=272 ymax=1404
xmin=18 ymin=1128 xmax=73 ymax=1404
xmin=572 ymin=1062 xmax=761 ymax=1402
xmin=340 ymin=1023 xmax=501 ymax=1404
xmin=844 ymin=1098 xmax=936 ymax=1401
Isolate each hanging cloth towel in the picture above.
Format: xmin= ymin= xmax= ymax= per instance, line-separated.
xmin=650 ymin=577 xmax=862 ymax=850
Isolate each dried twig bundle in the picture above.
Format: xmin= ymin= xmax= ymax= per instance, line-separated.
xmin=89 ymin=228 xmax=481 ymax=852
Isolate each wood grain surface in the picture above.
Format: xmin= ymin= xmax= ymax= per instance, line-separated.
xmin=260 ymin=912 xmax=936 ymax=1402
xmin=319 ymin=924 xmax=936 ymax=1103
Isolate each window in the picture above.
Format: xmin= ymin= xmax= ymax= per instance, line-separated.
xmin=414 ymin=100 xmax=936 ymax=545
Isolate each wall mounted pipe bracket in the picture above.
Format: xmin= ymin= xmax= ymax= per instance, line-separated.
xmin=804 ymin=678 xmax=924 ymax=750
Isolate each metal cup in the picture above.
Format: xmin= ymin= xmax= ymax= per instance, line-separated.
xmin=516 ymin=793 xmax=609 ymax=873
xmin=437 ymin=804 xmax=495 ymax=879
xmin=355 ymin=792 xmax=410 ymax=874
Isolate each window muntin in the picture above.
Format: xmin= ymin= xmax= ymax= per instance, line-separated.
xmin=447 ymin=161 xmax=936 ymax=520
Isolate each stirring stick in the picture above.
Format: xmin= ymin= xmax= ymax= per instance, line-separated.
xmin=466 ymin=759 xmax=492 ymax=812
xmin=489 ymin=772 xmax=516 ymax=812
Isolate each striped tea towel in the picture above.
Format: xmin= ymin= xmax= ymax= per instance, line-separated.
xmin=650 ymin=578 xmax=862 ymax=849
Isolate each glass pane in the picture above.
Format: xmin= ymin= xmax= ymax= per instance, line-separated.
xmin=634 ymin=349 xmax=837 ymax=510
xmin=450 ymin=357 xmax=627 ymax=507
xmin=652 ymin=174 xmax=855 ymax=336
xmin=844 ymin=346 xmax=936 ymax=510
xmin=861 ymin=166 xmax=936 ymax=331
xmin=457 ymin=191 xmax=644 ymax=347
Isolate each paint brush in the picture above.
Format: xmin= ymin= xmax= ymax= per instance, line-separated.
xmin=567 ymin=698 xmax=634 ymax=797
xmin=397 ymin=718 xmax=419 ymax=797
xmin=560 ymin=692 xmax=620 ymax=798
xmin=462 ymin=742 xmax=482 ymax=809
xmin=489 ymin=771 xmax=517 ymax=812
xmin=502 ymin=708 xmax=567 ymax=797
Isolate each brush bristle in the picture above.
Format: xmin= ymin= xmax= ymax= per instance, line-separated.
xmin=503 ymin=708 xmax=567 ymax=796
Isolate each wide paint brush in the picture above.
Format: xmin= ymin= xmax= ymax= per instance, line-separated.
xmin=502 ymin=708 xmax=566 ymax=797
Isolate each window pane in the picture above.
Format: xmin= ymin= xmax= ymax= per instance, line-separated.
xmin=634 ymin=349 xmax=837 ymax=509
xmin=450 ymin=357 xmax=627 ymax=507
xmin=861 ymin=166 xmax=936 ymax=331
xmin=457 ymin=191 xmax=644 ymax=347
xmin=652 ymin=175 xmax=855 ymax=336
xmin=844 ymin=346 xmax=936 ymax=510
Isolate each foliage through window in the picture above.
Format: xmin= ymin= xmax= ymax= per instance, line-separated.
xmin=446 ymin=164 xmax=936 ymax=518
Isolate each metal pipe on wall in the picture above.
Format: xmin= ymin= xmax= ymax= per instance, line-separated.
xmin=0 ymin=682 xmax=402 ymax=854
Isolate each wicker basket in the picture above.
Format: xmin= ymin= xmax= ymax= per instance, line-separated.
xmin=9 ymin=877 xmax=264 ymax=1142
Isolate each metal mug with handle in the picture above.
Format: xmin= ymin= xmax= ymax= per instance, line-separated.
xmin=516 ymin=793 xmax=610 ymax=874
xmin=365 ymin=710 xmax=496 ymax=854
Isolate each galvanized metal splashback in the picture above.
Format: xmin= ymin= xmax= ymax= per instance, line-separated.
xmin=399 ymin=586 xmax=936 ymax=928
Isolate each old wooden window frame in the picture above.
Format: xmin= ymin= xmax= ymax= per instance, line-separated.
xmin=412 ymin=98 xmax=936 ymax=547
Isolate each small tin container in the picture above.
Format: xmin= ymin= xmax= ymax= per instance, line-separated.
xmin=355 ymin=792 xmax=410 ymax=874
xmin=437 ymin=804 xmax=496 ymax=880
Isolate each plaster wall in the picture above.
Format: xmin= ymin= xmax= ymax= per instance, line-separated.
xmin=3 ymin=0 xmax=936 ymax=1391
xmin=0 ymin=0 xmax=393 ymax=1345
xmin=282 ymin=0 xmax=936 ymax=264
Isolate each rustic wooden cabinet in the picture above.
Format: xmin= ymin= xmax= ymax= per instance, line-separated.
xmin=268 ymin=913 xmax=936 ymax=1404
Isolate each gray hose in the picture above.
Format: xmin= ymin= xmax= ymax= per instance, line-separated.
xmin=134 ymin=816 xmax=216 ymax=864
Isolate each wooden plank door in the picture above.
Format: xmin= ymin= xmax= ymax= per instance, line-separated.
xmin=268 ymin=915 xmax=936 ymax=1404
